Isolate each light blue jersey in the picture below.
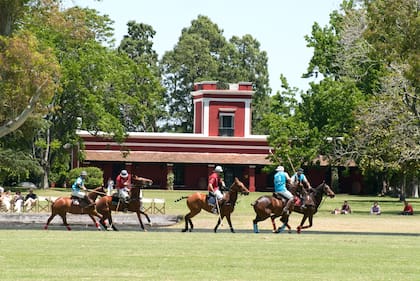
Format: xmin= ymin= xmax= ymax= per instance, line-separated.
xmin=274 ymin=171 xmax=288 ymax=192
xmin=72 ymin=176 xmax=84 ymax=192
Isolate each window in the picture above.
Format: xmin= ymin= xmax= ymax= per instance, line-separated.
xmin=219 ymin=113 xmax=234 ymax=136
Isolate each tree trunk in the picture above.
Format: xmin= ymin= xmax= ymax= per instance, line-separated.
xmin=0 ymin=81 xmax=46 ymax=138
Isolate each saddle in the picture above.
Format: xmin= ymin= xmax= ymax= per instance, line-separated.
xmin=272 ymin=192 xmax=288 ymax=202
xmin=71 ymin=196 xmax=90 ymax=207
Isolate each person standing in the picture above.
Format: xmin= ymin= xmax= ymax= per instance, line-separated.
xmin=208 ymin=165 xmax=226 ymax=214
xmin=116 ymin=169 xmax=131 ymax=204
xmin=273 ymin=166 xmax=293 ymax=214
xmin=106 ymin=177 xmax=114 ymax=196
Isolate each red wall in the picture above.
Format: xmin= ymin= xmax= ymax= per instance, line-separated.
xmin=208 ymin=101 xmax=245 ymax=137
xmin=184 ymin=165 xmax=208 ymax=189
xmin=194 ymin=101 xmax=202 ymax=134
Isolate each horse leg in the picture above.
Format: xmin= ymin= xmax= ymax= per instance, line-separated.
xmin=91 ymin=210 xmax=103 ymax=230
xmin=182 ymin=212 xmax=193 ymax=232
xmin=140 ymin=211 xmax=151 ymax=224
xmin=300 ymin=215 xmax=313 ymax=230
xmin=270 ymin=215 xmax=278 ymax=233
xmin=182 ymin=210 xmax=199 ymax=232
xmin=44 ymin=214 xmax=57 ymax=230
xmin=252 ymin=215 xmax=265 ymax=233
xmin=224 ymin=213 xmax=235 ymax=233
xmin=136 ymin=211 xmax=146 ymax=231
xmin=60 ymin=214 xmax=71 ymax=231
xmin=214 ymin=216 xmax=223 ymax=233
xmin=89 ymin=214 xmax=101 ymax=230
xmin=297 ymin=215 xmax=308 ymax=234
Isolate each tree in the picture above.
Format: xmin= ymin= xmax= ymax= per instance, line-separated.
xmin=118 ymin=21 xmax=166 ymax=132
xmin=0 ymin=0 xmax=29 ymax=36
xmin=221 ymin=35 xmax=271 ymax=134
xmin=0 ymin=31 xmax=60 ymax=138
xmin=161 ymin=15 xmax=271 ymax=133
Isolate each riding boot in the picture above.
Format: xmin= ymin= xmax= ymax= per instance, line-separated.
xmin=282 ymin=199 xmax=293 ymax=215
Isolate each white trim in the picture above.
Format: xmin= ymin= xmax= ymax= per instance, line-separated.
xmin=244 ymin=100 xmax=251 ymax=137
xmin=76 ymin=130 xmax=268 ymax=140
xmin=83 ymin=141 xmax=271 ymax=151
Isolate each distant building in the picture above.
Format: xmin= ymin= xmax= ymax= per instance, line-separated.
xmin=77 ymin=81 xmax=272 ymax=191
xmin=76 ymin=81 xmax=363 ymax=193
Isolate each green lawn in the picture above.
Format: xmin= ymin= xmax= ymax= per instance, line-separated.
xmin=1 ymin=188 xmax=420 ymax=280
xmin=1 ymin=230 xmax=419 ymax=281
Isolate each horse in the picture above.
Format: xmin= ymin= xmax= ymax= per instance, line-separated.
xmin=252 ymin=182 xmax=335 ymax=233
xmin=44 ymin=186 xmax=105 ymax=231
xmin=95 ymin=175 xmax=153 ymax=231
xmin=175 ymin=177 xmax=249 ymax=233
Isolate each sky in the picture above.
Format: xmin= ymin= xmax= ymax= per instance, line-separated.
xmin=64 ymin=0 xmax=342 ymax=94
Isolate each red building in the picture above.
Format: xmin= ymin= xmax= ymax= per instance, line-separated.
xmin=78 ymin=81 xmax=273 ymax=191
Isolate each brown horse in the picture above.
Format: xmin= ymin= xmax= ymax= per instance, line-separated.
xmin=44 ymin=186 xmax=105 ymax=231
xmin=176 ymin=177 xmax=249 ymax=233
xmin=252 ymin=182 xmax=335 ymax=233
xmin=95 ymin=175 xmax=152 ymax=231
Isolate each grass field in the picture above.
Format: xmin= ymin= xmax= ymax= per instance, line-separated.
xmin=1 ymin=188 xmax=419 ymax=280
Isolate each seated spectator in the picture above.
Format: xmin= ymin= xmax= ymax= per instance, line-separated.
xmin=0 ymin=190 xmax=12 ymax=212
xmin=24 ymin=189 xmax=38 ymax=212
xmin=400 ymin=200 xmax=413 ymax=215
xmin=13 ymin=191 xmax=24 ymax=213
xmin=370 ymin=201 xmax=381 ymax=215
xmin=340 ymin=200 xmax=352 ymax=214
xmin=331 ymin=200 xmax=352 ymax=215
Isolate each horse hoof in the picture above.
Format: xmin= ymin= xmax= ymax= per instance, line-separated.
xmin=297 ymin=227 xmax=302 ymax=234
xmin=182 ymin=229 xmax=187 ymax=232
xmin=277 ymin=225 xmax=286 ymax=233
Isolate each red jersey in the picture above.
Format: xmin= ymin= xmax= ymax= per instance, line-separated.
xmin=116 ymin=174 xmax=131 ymax=189
xmin=208 ymin=172 xmax=222 ymax=192
xmin=404 ymin=204 xmax=414 ymax=214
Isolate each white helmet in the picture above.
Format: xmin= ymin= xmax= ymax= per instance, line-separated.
xmin=80 ymin=170 xmax=88 ymax=176
xmin=214 ymin=166 xmax=223 ymax=173
xmin=275 ymin=166 xmax=284 ymax=172
xmin=120 ymin=170 xmax=128 ymax=178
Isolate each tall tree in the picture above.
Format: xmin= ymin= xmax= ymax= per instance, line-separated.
xmin=161 ymin=15 xmax=270 ymax=133
xmin=118 ymin=21 xmax=166 ymax=131
xmin=221 ymin=35 xmax=271 ymax=134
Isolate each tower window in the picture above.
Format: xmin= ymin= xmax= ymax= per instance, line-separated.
xmin=219 ymin=113 xmax=234 ymax=136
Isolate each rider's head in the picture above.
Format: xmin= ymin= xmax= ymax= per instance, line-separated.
xmin=120 ymin=169 xmax=129 ymax=178
xmin=214 ymin=165 xmax=223 ymax=174
xmin=297 ymin=168 xmax=304 ymax=174
xmin=80 ymin=170 xmax=88 ymax=178
xmin=275 ymin=166 xmax=284 ymax=172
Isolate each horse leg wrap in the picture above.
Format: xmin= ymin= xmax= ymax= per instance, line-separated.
xmin=253 ymin=223 xmax=259 ymax=233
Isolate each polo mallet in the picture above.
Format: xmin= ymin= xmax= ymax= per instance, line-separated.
xmin=215 ymin=194 xmax=223 ymax=227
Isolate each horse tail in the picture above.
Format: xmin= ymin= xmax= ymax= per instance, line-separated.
xmin=174 ymin=196 xmax=188 ymax=202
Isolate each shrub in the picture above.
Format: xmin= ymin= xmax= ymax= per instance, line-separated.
xmin=67 ymin=167 xmax=104 ymax=188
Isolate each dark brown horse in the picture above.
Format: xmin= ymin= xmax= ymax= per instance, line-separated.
xmin=95 ymin=175 xmax=152 ymax=231
xmin=176 ymin=177 xmax=249 ymax=233
xmin=44 ymin=186 xmax=105 ymax=231
xmin=252 ymin=182 xmax=335 ymax=233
